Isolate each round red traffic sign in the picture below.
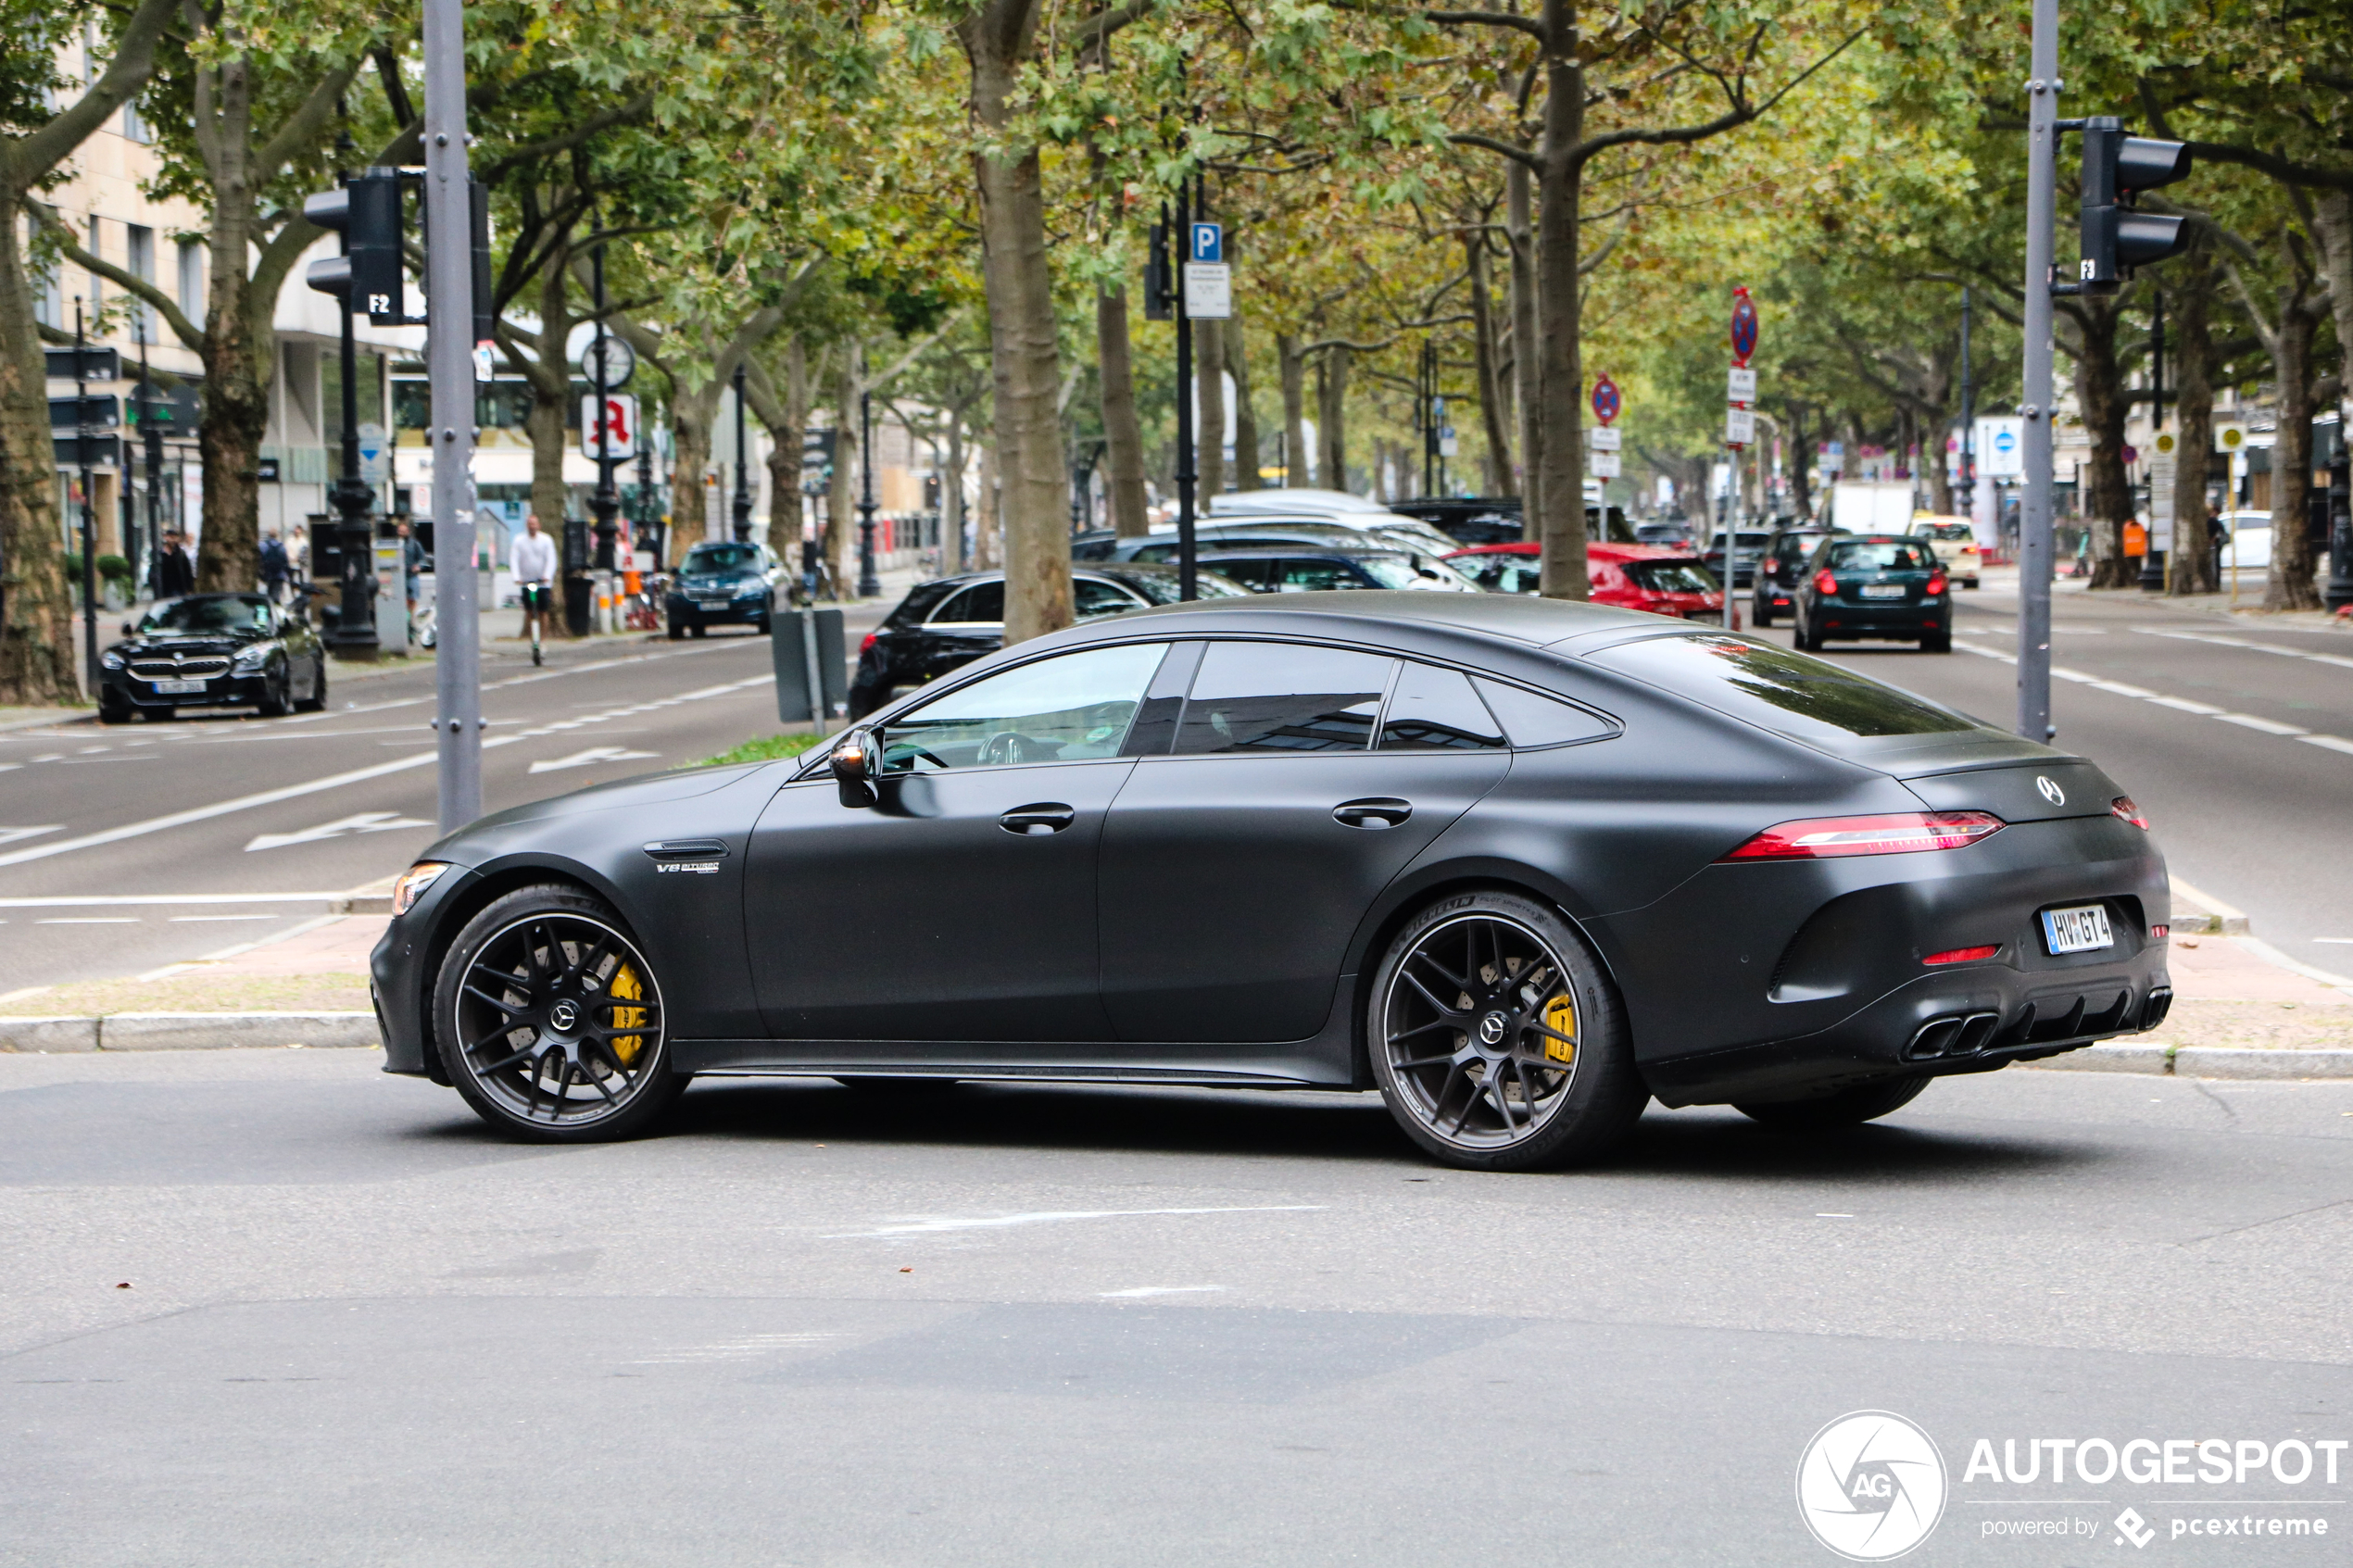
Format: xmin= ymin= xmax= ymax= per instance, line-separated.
xmin=1730 ymin=287 xmax=1759 ymax=367
xmin=1592 ymin=375 xmax=1620 ymax=426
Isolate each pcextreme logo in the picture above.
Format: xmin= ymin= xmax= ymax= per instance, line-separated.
xmin=1797 ymin=1411 xmax=1949 ymax=1561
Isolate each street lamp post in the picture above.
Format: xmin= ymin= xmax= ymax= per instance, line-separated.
xmin=635 ymin=440 xmax=658 ymax=570
xmin=856 ymin=388 xmax=880 ymax=596
xmin=322 ymin=163 xmax=381 ymax=660
xmin=732 ymin=359 xmax=753 ymax=544
xmin=2138 ymin=286 xmax=2167 ymax=591
xmin=1957 ymin=287 xmax=1975 ymax=521
xmin=589 ymin=230 xmax=621 ymax=574
xmin=72 ymin=300 xmax=97 ymax=690
xmin=1172 ymin=183 xmax=1197 ymax=601
xmin=2016 ymin=0 xmax=2059 ymax=743
xmin=136 ymin=316 xmax=163 ymax=600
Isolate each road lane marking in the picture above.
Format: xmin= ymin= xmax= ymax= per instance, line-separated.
xmin=170 ymin=914 xmax=284 ymax=922
xmin=2217 ymin=713 xmax=2310 ymax=735
xmin=0 ymin=892 xmax=362 ymax=907
xmin=0 ymin=826 xmax=59 ymax=846
xmin=1950 ymin=641 xmax=2353 ymax=756
xmin=529 ymin=746 xmax=660 ymax=774
xmin=2148 ymin=695 xmax=2226 ymax=714
xmin=1100 ymin=1286 xmax=1227 ymax=1298
xmin=2134 ymin=627 xmax=2353 ymax=671
xmin=0 ymin=671 xmax=775 ymax=872
xmin=245 ymin=809 xmax=434 ymax=852
xmin=2301 ymin=735 xmax=2353 ymax=756
xmin=827 ymin=1205 xmax=1327 ymax=1239
xmin=36 ymin=916 xmax=139 ymax=924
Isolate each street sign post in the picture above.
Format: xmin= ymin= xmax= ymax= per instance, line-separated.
xmin=1725 ymin=290 xmax=1758 ymax=629
xmin=1592 ymin=374 xmax=1620 ymax=427
xmin=425 ymin=0 xmax=484 ymax=832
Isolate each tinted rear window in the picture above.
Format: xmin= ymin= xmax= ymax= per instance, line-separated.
xmin=1588 ymin=634 xmax=1975 ymax=741
xmin=1829 ymin=541 xmax=1936 ymax=572
xmin=887 ymin=580 xmax=963 ymax=627
xmin=931 ymin=582 xmax=1005 ymax=623
xmin=1624 ymin=560 xmax=1716 ymax=595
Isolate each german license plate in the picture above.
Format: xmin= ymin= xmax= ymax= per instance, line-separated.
xmin=695 ymin=597 xmax=728 ymax=608
xmin=150 ymin=678 xmax=207 ymax=694
xmin=1860 ymin=583 xmax=1906 ymax=598
xmin=2041 ymin=903 xmax=2114 ymax=955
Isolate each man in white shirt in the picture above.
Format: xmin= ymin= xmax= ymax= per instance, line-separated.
xmin=510 ymin=512 xmax=560 ymax=665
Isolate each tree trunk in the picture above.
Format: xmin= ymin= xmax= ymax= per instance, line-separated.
xmin=2264 ymin=291 xmax=2321 ymax=611
xmin=2168 ymin=244 xmax=2219 ymax=596
xmin=2069 ymin=296 xmax=2133 ymax=588
xmin=1467 ymin=232 xmax=1512 ymax=495
xmin=2313 ymin=192 xmax=2353 ymax=430
xmin=975 ymin=441 xmax=999 ymax=569
xmin=826 ymin=344 xmax=859 ymax=594
xmin=1278 ymin=333 xmax=1307 ymax=485
xmin=1227 ymin=313 xmax=1261 ymax=490
xmin=1197 ymin=319 xmax=1226 ymax=499
xmin=1787 ymin=404 xmax=1814 ymax=521
xmin=1096 ymin=283 xmax=1149 ymax=533
xmin=1533 ymin=25 xmax=1589 ymax=600
xmin=963 ymin=5 xmax=1069 ymax=646
xmin=671 ymin=412 xmax=711 ymax=571
xmin=762 ymin=336 xmax=809 ymax=565
xmin=192 ymin=305 xmax=266 ymax=595
xmin=0 ymin=210 xmax=77 ymax=699
xmin=940 ymin=408 xmax=966 ymax=573
xmin=1507 ymin=157 xmax=1541 ymax=536
xmin=1316 ymin=345 xmax=1348 ymax=494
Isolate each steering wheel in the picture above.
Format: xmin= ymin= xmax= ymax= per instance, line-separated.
xmin=978 ymin=731 xmax=1036 ymax=766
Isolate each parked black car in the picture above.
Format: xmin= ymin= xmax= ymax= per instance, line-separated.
xmin=1792 ymin=534 xmax=1953 ymax=653
xmin=1388 ymin=496 xmax=1523 ymax=546
xmin=98 ymin=593 xmax=328 ymax=722
xmin=1751 ymin=526 xmax=1849 ymax=627
xmin=375 ymin=592 xmax=2171 ymax=1171
xmin=1195 ymin=546 xmax=1481 ymax=596
xmin=667 ymin=542 xmax=785 ymax=638
xmin=1698 ymin=528 xmax=1773 ymax=591
xmin=848 ymin=563 xmax=1247 ymax=718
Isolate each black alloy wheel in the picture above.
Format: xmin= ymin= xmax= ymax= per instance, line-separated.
xmin=257 ymin=665 xmax=293 ymax=718
xmin=434 ymin=884 xmax=686 ymax=1141
xmin=1793 ymin=609 xmax=1824 ymax=653
xmin=1734 ymin=1075 xmax=1930 ymax=1129
xmin=296 ymin=658 xmax=328 ymax=712
xmin=1751 ymin=589 xmax=1774 ymax=628
xmin=1368 ymin=891 xmax=1646 ymax=1172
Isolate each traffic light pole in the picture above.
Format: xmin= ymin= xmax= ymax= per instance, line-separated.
xmin=2017 ymin=0 xmax=2059 ymax=744
xmin=590 ymin=232 xmax=621 ymax=572
xmin=1174 ymin=186 xmax=1197 ymax=601
xmin=423 ymin=0 xmax=482 ymax=832
xmin=73 ymin=302 xmax=97 ymax=691
xmin=328 ymin=216 xmax=380 ymax=659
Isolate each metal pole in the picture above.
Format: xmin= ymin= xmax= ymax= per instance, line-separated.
xmin=1174 ymin=188 xmax=1197 ymax=600
xmin=2017 ymin=0 xmax=2059 ymax=743
xmin=73 ymin=301 xmax=96 ymax=689
xmin=731 ymin=358 xmax=752 ymax=544
xmin=2139 ymin=286 xmax=2166 ymax=590
xmin=424 ymin=0 xmax=481 ymax=832
xmin=1957 ymin=287 xmax=1974 ymax=521
xmin=328 ymin=195 xmax=379 ymax=656
xmin=855 ymin=388 xmax=880 ymax=596
xmin=590 ymin=232 xmax=620 ymax=573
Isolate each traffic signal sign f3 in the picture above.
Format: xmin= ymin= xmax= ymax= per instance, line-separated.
xmin=2076 ymin=118 xmax=2191 ymax=291
xmin=304 ymin=168 xmax=406 ymax=323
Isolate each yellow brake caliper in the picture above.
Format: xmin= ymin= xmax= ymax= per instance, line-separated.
xmin=1541 ymin=992 xmax=1578 ymax=1066
xmin=609 ymin=963 xmax=647 ymax=1066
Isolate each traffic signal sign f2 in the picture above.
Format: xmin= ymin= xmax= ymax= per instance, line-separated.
xmin=2075 ymin=118 xmax=2191 ymax=291
xmin=304 ymin=168 xmax=406 ymax=323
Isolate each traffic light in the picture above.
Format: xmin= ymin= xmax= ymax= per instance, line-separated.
xmin=1142 ymin=219 xmax=1172 ymax=321
xmin=2077 ymin=118 xmax=2191 ymax=291
xmin=303 ymin=167 xmax=405 ymax=324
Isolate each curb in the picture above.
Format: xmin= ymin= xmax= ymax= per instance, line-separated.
xmin=2027 ymin=1042 xmax=2353 ymax=1080
xmin=0 ymin=1012 xmax=380 ymax=1052
xmin=2169 ymin=876 xmax=2250 ymax=937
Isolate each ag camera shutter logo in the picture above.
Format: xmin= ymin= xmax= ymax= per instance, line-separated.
xmin=1796 ymin=1411 xmax=1947 ymax=1561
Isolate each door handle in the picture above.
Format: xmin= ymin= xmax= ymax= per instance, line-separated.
xmin=1000 ymin=803 xmax=1076 ymax=836
xmin=1333 ymin=797 xmax=1413 ymax=830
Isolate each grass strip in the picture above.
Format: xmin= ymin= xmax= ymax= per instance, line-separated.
xmin=699 ymin=733 xmax=826 ymax=768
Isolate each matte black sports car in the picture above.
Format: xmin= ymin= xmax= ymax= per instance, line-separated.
xmin=98 ymin=593 xmax=328 ymax=721
xmin=373 ymin=593 xmax=2171 ymax=1171
xmin=667 ymin=542 xmax=784 ymax=638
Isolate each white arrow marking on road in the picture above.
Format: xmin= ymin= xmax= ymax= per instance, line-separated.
xmin=826 ymin=1205 xmax=1326 ymax=1239
xmin=0 ymin=826 xmax=60 ymax=847
xmin=528 ymin=746 xmax=660 ymax=774
xmin=244 ymin=810 xmax=435 ymax=852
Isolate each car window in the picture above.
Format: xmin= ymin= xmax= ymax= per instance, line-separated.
xmin=1074 ymin=579 xmax=1143 ymax=620
xmin=1174 ymin=642 xmax=1395 ymax=754
xmin=886 ymin=580 xmax=962 ymax=627
xmin=879 ymin=642 xmax=1169 ymax=771
xmin=1206 ymin=557 xmax=1278 ymax=591
xmin=1589 ymin=634 xmax=1975 ymax=741
xmin=1129 ymin=543 xmax=1176 ymax=562
xmin=685 ymin=545 xmax=760 ymax=571
xmin=1625 ymin=560 xmax=1718 ymax=596
xmin=1923 ymin=523 xmax=1975 ymax=542
xmin=140 ymin=596 xmax=271 ymax=633
xmin=1116 ymin=570 xmax=1248 ymax=605
xmin=1275 ymin=558 xmax=1362 ymax=593
xmin=1828 ymin=541 xmax=1936 ymax=572
xmin=1379 ymin=664 xmax=1506 ymax=751
xmin=1471 ymin=679 xmax=1617 ymax=747
xmin=929 ymin=581 xmax=1005 ymax=624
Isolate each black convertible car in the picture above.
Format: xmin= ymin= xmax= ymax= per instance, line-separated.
xmin=98 ymin=593 xmax=328 ymax=721
xmin=373 ymin=593 xmax=2170 ymax=1171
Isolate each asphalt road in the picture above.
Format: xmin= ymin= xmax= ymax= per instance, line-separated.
xmin=0 ymin=610 xmax=880 ymax=986
xmin=4 ymin=1050 xmax=2349 ymax=1566
xmin=1766 ymin=579 xmax=2353 ymax=966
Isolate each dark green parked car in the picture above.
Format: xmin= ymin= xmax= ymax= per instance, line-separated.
xmin=1792 ymin=535 xmax=1952 ymax=654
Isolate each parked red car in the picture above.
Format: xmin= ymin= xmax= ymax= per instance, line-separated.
xmin=1444 ymin=541 xmax=1741 ymax=628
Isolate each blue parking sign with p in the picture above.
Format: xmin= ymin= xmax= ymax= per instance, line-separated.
xmin=1190 ymin=223 xmax=1222 ymax=262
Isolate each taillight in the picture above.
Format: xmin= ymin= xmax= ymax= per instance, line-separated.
xmin=1813 ymin=569 xmax=1838 ymax=596
xmin=1719 ymin=811 xmax=2006 ymax=861
xmin=1923 ymin=945 xmax=2000 ymax=966
xmin=2111 ymin=797 xmax=2148 ymax=830
xmin=1925 ymin=571 xmax=1948 ymax=596
xmin=859 ymin=631 xmax=878 ymax=655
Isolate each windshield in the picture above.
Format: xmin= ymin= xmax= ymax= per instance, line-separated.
xmin=1117 ymin=571 xmax=1247 ymax=605
xmin=1920 ymin=523 xmax=1975 ymax=542
xmin=140 ymin=596 xmax=272 ymax=633
xmin=1624 ymin=560 xmax=1718 ymax=596
xmin=685 ymin=545 xmax=761 ymax=572
xmin=1829 ymin=540 xmax=1938 ymax=572
xmin=1589 ymin=634 xmax=1976 ymax=742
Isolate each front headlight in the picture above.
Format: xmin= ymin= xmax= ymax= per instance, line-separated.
xmin=100 ymin=649 xmax=125 ymax=670
xmin=391 ymin=861 xmax=452 ymax=916
xmin=231 ymin=645 xmax=272 ymax=672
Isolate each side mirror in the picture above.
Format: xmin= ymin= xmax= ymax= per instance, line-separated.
xmin=830 ymin=728 xmax=879 ymax=809
xmin=121 ymin=621 xmax=136 ymax=637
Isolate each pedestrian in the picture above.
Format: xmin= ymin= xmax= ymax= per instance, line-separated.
xmin=2208 ymin=503 xmax=2229 ymax=587
xmin=510 ymin=511 xmax=560 ymax=666
xmin=156 ymin=531 xmax=195 ymax=599
xmin=395 ymin=520 xmax=423 ymax=610
xmin=258 ymin=531 xmax=291 ymax=604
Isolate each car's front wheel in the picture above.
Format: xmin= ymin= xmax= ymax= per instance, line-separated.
xmin=1751 ymin=591 xmax=1773 ymax=628
xmin=433 ymin=884 xmax=686 ymax=1142
xmin=256 ymin=666 xmax=292 ymax=718
xmin=1734 ymin=1076 xmax=1929 ymax=1129
xmin=1368 ymin=892 xmax=1646 ymax=1172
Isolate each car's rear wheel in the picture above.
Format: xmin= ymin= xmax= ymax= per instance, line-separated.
xmin=1368 ymin=893 xmax=1646 ymax=1172
xmin=433 ymin=884 xmax=686 ymax=1142
xmin=1751 ymin=592 xmax=1773 ymax=628
xmin=1793 ymin=613 xmax=1824 ymax=653
xmin=1734 ymin=1076 xmax=1929 ymax=1129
